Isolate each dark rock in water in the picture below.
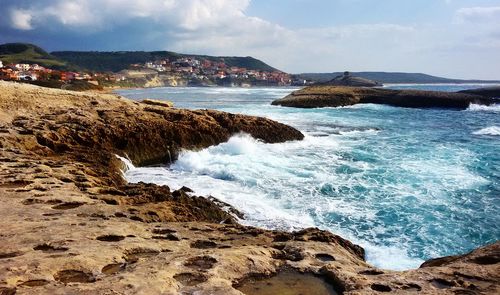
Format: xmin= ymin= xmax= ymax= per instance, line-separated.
xmin=317 ymin=71 xmax=382 ymax=87
xmin=272 ymin=86 xmax=493 ymax=109
xmin=459 ymin=86 xmax=500 ymax=98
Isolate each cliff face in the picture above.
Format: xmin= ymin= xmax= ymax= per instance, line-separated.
xmin=0 ymin=81 xmax=498 ymax=295
xmin=272 ymin=86 xmax=494 ymax=109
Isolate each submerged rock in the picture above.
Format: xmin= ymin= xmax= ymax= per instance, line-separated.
xmin=272 ymin=85 xmax=494 ymax=109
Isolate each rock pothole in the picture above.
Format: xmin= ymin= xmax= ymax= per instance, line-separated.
xmin=52 ymin=202 xmax=85 ymax=210
xmin=101 ymin=263 xmax=126 ymax=275
xmin=152 ymin=228 xmax=176 ymax=234
xmin=190 ymin=240 xmax=217 ymax=249
xmin=173 ymin=273 xmax=207 ymax=286
xmin=96 ymin=235 xmax=125 ymax=242
xmin=184 ymin=256 xmax=217 ymax=270
xmin=315 ymin=253 xmax=336 ymax=262
xmin=124 ymin=248 xmax=160 ymax=263
xmin=370 ymin=284 xmax=392 ymax=292
xmin=0 ymin=252 xmax=22 ymax=259
xmin=152 ymin=233 xmax=180 ymax=241
xmin=33 ymin=243 xmax=69 ymax=253
xmin=359 ymin=269 xmax=384 ymax=275
xmin=0 ymin=286 xmax=16 ymax=295
xmin=471 ymin=254 xmax=500 ymax=265
xmin=0 ymin=180 xmax=33 ymax=188
xmin=235 ymin=268 xmax=339 ymax=295
xmin=18 ymin=279 xmax=50 ymax=287
xmin=53 ymin=270 xmax=95 ymax=284
xmin=430 ymin=278 xmax=456 ymax=289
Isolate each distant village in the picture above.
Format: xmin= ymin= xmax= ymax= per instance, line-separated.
xmin=0 ymin=60 xmax=109 ymax=85
xmin=0 ymin=57 xmax=295 ymax=87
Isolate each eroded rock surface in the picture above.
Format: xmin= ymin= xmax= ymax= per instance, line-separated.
xmin=459 ymin=86 xmax=500 ymax=98
xmin=0 ymin=81 xmax=498 ymax=294
xmin=272 ymin=86 xmax=494 ymax=109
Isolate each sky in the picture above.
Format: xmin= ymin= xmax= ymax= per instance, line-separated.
xmin=1 ymin=0 xmax=500 ymax=79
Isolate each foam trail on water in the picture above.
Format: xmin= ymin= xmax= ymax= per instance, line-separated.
xmin=473 ymin=126 xmax=500 ymax=136
xmin=122 ymin=132 xmax=491 ymax=270
xmin=467 ymin=103 xmax=500 ymax=113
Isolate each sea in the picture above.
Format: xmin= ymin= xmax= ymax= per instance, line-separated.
xmin=115 ymin=84 xmax=500 ymax=270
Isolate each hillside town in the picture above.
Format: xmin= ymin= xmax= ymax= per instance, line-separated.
xmin=135 ymin=57 xmax=292 ymax=86
xmin=0 ymin=57 xmax=293 ymax=87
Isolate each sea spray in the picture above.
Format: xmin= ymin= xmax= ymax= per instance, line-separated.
xmin=473 ymin=126 xmax=500 ymax=136
xmin=467 ymin=103 xmax=500 ymax=113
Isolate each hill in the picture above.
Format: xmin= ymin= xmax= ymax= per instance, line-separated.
xmin=51 ymin=50 xmax=278 ymax=72
xmin=0 ymin=43 xmax=76 ymax=70
xmin=294 ymin=72 xmax=500 ymax=84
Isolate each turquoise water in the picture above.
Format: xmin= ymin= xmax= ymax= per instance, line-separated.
xmin=116 ymin=85 xmax=500 ymax=270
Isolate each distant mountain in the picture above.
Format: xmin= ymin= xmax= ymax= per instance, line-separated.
xmin=294 ymin=72 xmax=500 ymax=84
xmin=0 ymin=43 xmax=75 ymax=70
xmin=51 ymin=50 xmax=278 ymax=73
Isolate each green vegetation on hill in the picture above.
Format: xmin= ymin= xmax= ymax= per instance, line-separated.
xmin=52 ymin=50 xmax=278 ymax=72
xmin=0 ymin=43 xmax=76 ymax=70
xmin=295 ymin=72 xmax=500 ymax=84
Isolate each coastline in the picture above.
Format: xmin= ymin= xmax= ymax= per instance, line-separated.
xmin=0 ymin=81 xmax=498 ymax=294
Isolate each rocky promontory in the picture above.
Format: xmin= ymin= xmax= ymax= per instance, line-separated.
xmin=272 ymin=86 xmax=495 ymax=109
xmin=0 ymin=81 xmax=498 ymax=295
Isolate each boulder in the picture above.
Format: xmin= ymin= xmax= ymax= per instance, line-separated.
xmin=318 ymin=71 xmax=382 ymax=87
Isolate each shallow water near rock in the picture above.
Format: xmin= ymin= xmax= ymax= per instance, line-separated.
xmin=117 ymin=84 xmax=500 ymax=270
xmin=236 ymin=270 xmax=338 ymax=295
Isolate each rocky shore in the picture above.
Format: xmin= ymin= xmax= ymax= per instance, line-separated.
xmin=272 ymin=86 xmax=495 ymax=109
xmin=0 ymin=81 xmax=498 ymax=295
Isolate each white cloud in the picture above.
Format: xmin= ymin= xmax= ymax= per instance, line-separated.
xmin=9 ymin=9 xmax=33 ymax=30
xmin=455 ymin=6 xmax=500 ymax=24
xmin=3 ymin=0 xmax=500 ymax=79
xmin=8 ymin=0 xmax=251 ymax=30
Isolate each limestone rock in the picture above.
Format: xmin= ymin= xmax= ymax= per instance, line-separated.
xmin=141 ymin=99 xmax=174 ymax=108
xmin=272 ymin=85 xmax=494 ymax=109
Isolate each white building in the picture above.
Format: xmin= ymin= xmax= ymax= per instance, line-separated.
xmin=0 ymin=60 xmax=3 ymax=68
xmin=15 ymin=64 xmax=30 ymax=71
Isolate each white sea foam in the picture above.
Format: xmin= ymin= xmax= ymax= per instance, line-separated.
xmin=119 ymin=133 xmax=490 ymax=270
xmin=473 ymin=126 xmax=500 ymax=136
xmin=467 ymin=103 xmax=500 ymax=113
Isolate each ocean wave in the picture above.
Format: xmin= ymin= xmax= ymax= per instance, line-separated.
xmin=467 ymin=103 xmax=500 ymax=113
xmin=473 ymin=126 xmax=500 ymax=136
